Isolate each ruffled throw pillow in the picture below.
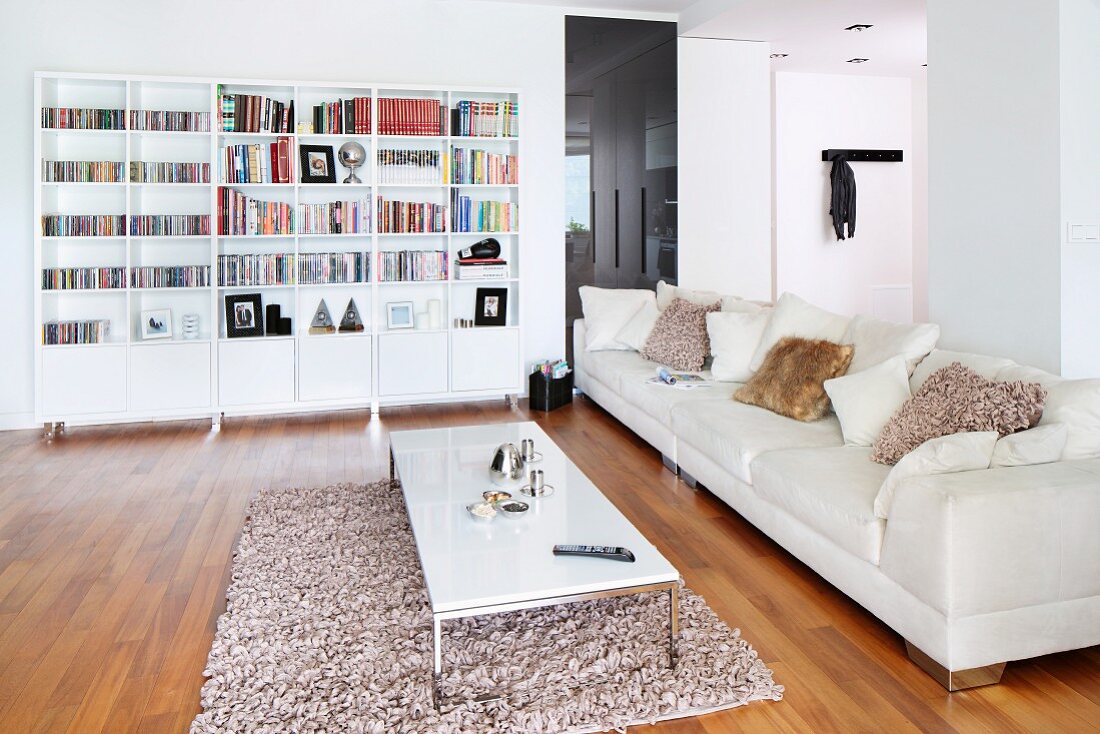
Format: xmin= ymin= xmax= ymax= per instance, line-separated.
xmin=641 ymin=297 xmax=720 ymax=371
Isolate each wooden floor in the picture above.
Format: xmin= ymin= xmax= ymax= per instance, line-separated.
xmin=0 ymin=399 xmax=1097 ymax=733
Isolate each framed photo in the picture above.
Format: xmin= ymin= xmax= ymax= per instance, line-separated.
xmin=140 ymin=308 xmax=172 ymax=340
xmin=474 ymin=287 xmax=508 ymax=327
xmin=224 ymin=293 xmax=264 ymax=338
xmin=299 ymin=145 xmax=336 ymax=184
xmin=387 ymin=301 xmax=415 ymax=330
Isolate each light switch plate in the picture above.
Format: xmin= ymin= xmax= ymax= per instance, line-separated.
xmin=1067 ymin=222 xmax=1100 ymax=242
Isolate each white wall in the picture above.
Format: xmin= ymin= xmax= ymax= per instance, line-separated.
xmin=677 ymin=37 xmax=772 ymax=300
xmin=0 ymin=0 xmax=566 ymax=428
xmin=911 ymin=73 xmax=928 ymax=322
xmin=773 ymin=72 xmax=913 ymax=319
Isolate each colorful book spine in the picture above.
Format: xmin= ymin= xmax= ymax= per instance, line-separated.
xmin=452 ymin=100 xmax=518 ymax=138
xmin=377 ymin=250 xmax=448 ymax=282
xmin=41 ymin=214 xmax=125 ymax=237
xmin=297 ymin=252 xmax=366 ymax=284
xmin=40 ymin=107 xmax=125 ymax=130
xmin=377 ymin=149 xmax=442 ymax=184
xmin=130 ymin=215 xmax=210 ymax=237
xmin=128 ymin=110 xmax=210 ymax=132
xmin=450 ymin=148 xmax=518 ymax=185
xmin=217 ymin=188 xmax=293 ymax=235
xmin=297 ymin=200 xmax=371 ymax=234
xmin=42 ymin=319 xmax=111 ymax=345
xmin=42 ymin=160 xmax=124 ymax=183
xmin=449 ymin=192 xmax=518 ymax=233
xmin=312 ymin=98 xmax=369 ymax=135
xmin=42 ymin=267 xmax=126 ymax=290
xmin=220 ymin=138 xmax=292 ymax=184
xmin=131 ymin=266 xmax=211 ymax=288
xmin=130 ymin=161 xmax=211 ymax=183
xmin=376 ymin=197 xmax=447 ymax=233
xmin=218 ymin=93 xmax=293 ymax=133
xmin=217 ymin=254 xmax=295 ymax=286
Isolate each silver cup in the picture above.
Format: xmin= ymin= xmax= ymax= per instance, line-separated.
xmin=529 ymin=469 xmax=545 ymax=493
xmin=521 ymin=438 xmax=536 ymax=461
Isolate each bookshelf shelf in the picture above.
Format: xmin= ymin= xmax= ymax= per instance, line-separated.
xmin=35 ymin=71 xmax=523 ymax=426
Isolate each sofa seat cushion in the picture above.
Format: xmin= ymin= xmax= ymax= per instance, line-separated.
xmin=751 ymin=447 xmax=891 ymax=564
xmin=582 ymin=349 xmax=656 ymax=391
xmin=670 ymin=399 xmax=844 ymax=484
xmin=618 ymin=372 xmax=739 ymax=425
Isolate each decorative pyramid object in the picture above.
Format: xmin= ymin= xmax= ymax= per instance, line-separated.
xmin=338 ymin=298 xmax=365 ymax=333
xmin=309 ymin=299 xmax=336 ymax=335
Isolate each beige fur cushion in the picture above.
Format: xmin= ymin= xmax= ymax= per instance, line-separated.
xmin=871 ymin=362 xmax=1047 ymax=465
xmin=641 ymin=297 xmax=720 ymax=371
xmin=734 ymin=337 xmax=854 ymax=422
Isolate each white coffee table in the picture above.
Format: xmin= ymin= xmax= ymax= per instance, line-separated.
xmin=389 ymin=421 xmax=680 ymax=707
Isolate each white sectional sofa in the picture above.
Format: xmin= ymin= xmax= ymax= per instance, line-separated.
xmin=573 ymin=317 xmax=1100 ymax=690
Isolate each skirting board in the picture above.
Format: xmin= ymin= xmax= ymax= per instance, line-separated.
xmin=0 ymin=412 xmax=36 ymax=432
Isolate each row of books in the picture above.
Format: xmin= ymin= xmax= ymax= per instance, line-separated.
xmin=455 ymin=259 xmax=509 ymax=280
xmin=218 ymin=188 xmax=293 ymax=235
xmin=130 ymin=161 xmax=211 ymax=184
xmin=377 ymin=149 xmax=442 ymax=184
xmin=449 ymin=149 xmax=518 ymax=185
xmin=43 ymin=319 xmax=111 ymax=346
xmin=128 ymin=110 xmax=210 ymax=132
xmin=220 ymin=139 xmax=293 ymax=184
xmin=42 ymin=214 xmax=126 ymax=237
xmin=450 ymin=193 xmax=518 ymax=233
xmin=298 ymin=200 xmax=371 ymax=235
xmin=130 ymin=214 xmax=210 ymax=237
xmin=298 ymin=252 xmax=366 ymax=284
xmin=42 ymin=267 xmax=127 ymax=290
xmin=218 ymin=254 xmax=295 ymax=286
xmin=131 ymin=265 xmax=211 ymax=288
xmin=377 ymin=250 xmax=448 ymax=282
xmin=452 ymin=101 xmax=518 ymax=138
xmin=219 ymin=92 xmax=294 ymax=133
xmin=312 ymin=98 xmax=370 ymax=134
xmin=378 ymin=98 xmax=447 ymax=136
xmin=42 ymin=160 xmax=124 ymax=183
xmin=376 ymin=198 xmax=446 ymax=233
xmin=41 ymin=107 xmax=125 ymax=130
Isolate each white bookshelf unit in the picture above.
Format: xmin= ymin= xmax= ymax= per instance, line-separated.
xmin=34 ymin=72 xmax=523 ymax=432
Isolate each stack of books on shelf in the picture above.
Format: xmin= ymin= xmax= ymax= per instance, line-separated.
xmin=130 ymin=161 xmax=210 ymax=184
xmin=297 ymin=200 xmax=370 ymax=234
xmin=42 ymin=160 xmax=123 ymax=183
xmin=42 ymin=266 xmax=126 ymax=290
xmin=312 ymin=98 xmax=371 ymax=134
xmin=377 ymin=149 xmax=442 ymax=184
xmin=378 ymin=98 xmax=446 ymax=136
xmin=131 ymin=265 xmax=211 ymax=289
xmin=449 ymin=193 xmax=518 ymax=232
xmin=42 ymin=319 xmax=111 ymax=346
xmin=130 ymin=214 xmax=210 ymax=237
xmin=42 ymin=214 xmax=125 ymax=237
xmin=377 ymin=250 xmax=447 ymax=282
xmin=456 ymin=258 xmax=509 ymax=280
xmin=218 ymin=253 xmax=295 ymax=286
xmin=218 ymin=91 xmax=293 ymax=133
xmin=452 ymin=101 xmax=518 ymax=137
xmin=376 ymin=198 xmax=446 ymax=233
xmin=220 ymin=138 xmax=293 ymax=183
xmin=40 ymin=107 xmax=125 ymax=130
xmin=218 ymin=188 xmax=293 ymax=235
xmin=128 ymin=110 xmax=210 ymax=132
xmin=449 ymin=148 xmax=518 ymax=185
xmin=298 ymin=252 xmax=366 ymax=284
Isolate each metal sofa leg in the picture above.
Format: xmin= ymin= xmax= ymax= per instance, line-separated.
xmin=905 ymin=641 xmax=1006 ymax=691
xmin=679 ymin=469 xmax=699 ymax=489
xmin=661 ymin=454 xmax=679 ymax=475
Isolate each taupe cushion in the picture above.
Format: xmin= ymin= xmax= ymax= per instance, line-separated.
xmin=641 ymin=297 xmax=720 ymax=371
xmin=734 ymin=337 xmax=854 ymax=422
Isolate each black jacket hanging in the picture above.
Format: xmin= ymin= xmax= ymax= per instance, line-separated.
xmin=829 ymin=156 xmax=857 ymax=240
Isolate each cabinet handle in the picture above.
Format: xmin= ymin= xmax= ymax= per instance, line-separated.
xmin=590 ymin=190 xmax=596 ymax=264
xmin=640 ymin=186 xmax=647 ymax=273
xmin=614 ymin=189 xmax=620 ymax=269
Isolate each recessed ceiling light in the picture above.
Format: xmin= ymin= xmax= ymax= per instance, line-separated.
xmin=845 ymin=24 xmax=873 ymax=32
xmin=846 ymin=58 xmax=870 ymax=63
xmin=770 ymin=53 xmax=789 ymax=59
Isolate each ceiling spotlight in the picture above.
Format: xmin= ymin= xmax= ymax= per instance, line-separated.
xmin=846 ymin=58 xmax=870 ymax=63
xmin=844 ymin=24 xmax=873 ymax=32
xmin=770 ymin=53 xmax=789 ymax=59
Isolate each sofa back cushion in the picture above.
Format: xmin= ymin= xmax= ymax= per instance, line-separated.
xmin=656 ymin=280 xmax=765 ymax=313
xmin=749 ymin=293 xmax=851 ymax=372
xmin=707 ymin=310 xmax=770 ymax=383
xmin=735 ymin=337 xmax=854 ymax=422
xmin=579 ymin=286 xmax=655 ymax=352
xmin=996 ymin=365 xmax=1100 ymax=461
xmin=842 ymin=315 xmax=940 ymax=375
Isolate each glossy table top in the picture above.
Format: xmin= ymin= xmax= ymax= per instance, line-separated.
xmin=390 ymin=421 xmax=679 ymax=614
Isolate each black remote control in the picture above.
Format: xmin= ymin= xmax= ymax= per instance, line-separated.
xmin=552 ymin=544 xmax=636 ymax=562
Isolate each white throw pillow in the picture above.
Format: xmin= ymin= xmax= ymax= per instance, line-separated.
xmin=579 ymin=286 xmax=655 ymax=351
xmin=991 ymin=424 xmax=1068 ymax=468
xmin=995 ymin=364 xmax=1100 ymax=461
xmin=842 ymin=315 xmax=940 ymax=375
xmin=824 ymin=356 xmax=911 ymax=447
xmin=749 ymin=293 xmax=851 ymax=372
xmin=615 ymin=299 xmax=659 ymax=352
xmin=874 ymin=431 xmax=998 ymax=519
xmin=707 ymin=310 xmax=771 ymax=382
xmin=656 ymin=280 xmax=760 ymax=313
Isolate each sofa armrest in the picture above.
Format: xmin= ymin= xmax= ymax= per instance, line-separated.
xmin=880 ymin=459 xmax=1100 ymax=618
xmin=573 ymin=319 xmax=588 ymax=388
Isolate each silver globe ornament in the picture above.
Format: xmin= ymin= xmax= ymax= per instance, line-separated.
xmin=338 ymin=141 xmax=366 ymax=184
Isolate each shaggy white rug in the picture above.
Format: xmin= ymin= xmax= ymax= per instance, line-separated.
xmin=192 ymin=480 xmax=782 ymax=733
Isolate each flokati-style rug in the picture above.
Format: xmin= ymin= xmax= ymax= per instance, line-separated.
xmin=191 ymin=481 xmax=782 ymax=733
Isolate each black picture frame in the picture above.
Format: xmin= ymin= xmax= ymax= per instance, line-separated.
xmin=299 ymin=145 xmax=336 ymax=184
xmin=224 ymin=293 xmax=264 ymax=338
xmin=474 ymin=287 xmax=508 ymax=327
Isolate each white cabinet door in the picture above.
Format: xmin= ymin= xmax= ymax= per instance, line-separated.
xmin=298 ymin=336 xmax=372 ymax=402
xmin=130 ymin=342 xmax=211 ymax=411
xmin=218 ymin=339 xmax=295 ymax=406
xmin=41 ymin=345 xmax=127 ymax=416
xmin=378 ymin=332 xmax=447 ymax=396
xmin=451 ymin=329 xmax=521 ymax=392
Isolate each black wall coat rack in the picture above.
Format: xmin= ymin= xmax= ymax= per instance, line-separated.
xmin=821 ymin=149 xmax=903 ymax=162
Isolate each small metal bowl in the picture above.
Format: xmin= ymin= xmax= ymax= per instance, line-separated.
xmin=465 ymin=501 xmax=497 ymax=522
xmin=483 ymin=490 xmax=512 ymax=503
xmin=494 ymin=499 xmax=529 ymax=519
